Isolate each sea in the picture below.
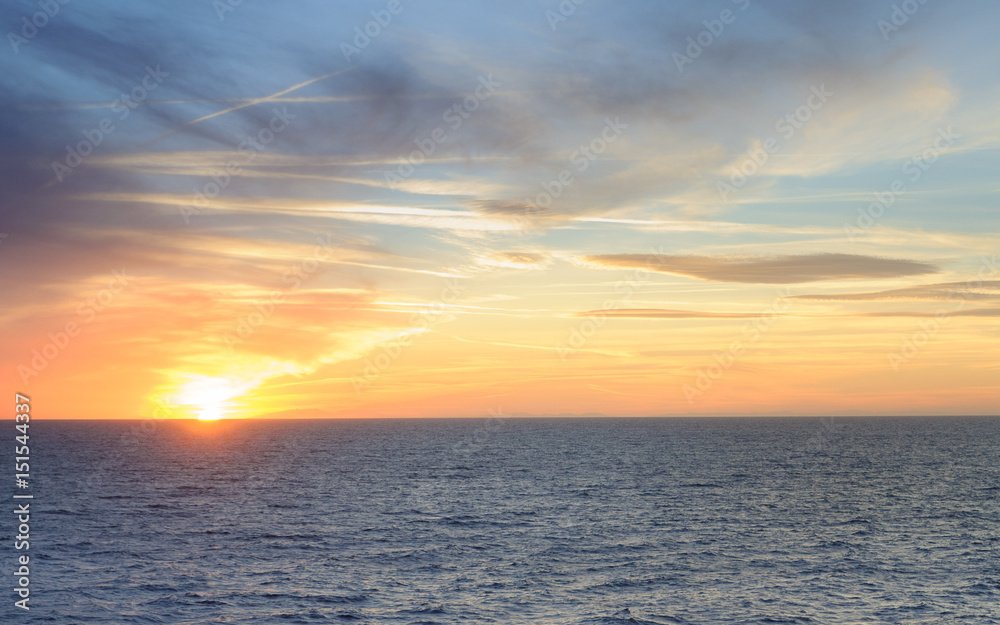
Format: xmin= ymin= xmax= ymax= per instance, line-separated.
xmin=5 ymin=417 xmax=998 ymax=624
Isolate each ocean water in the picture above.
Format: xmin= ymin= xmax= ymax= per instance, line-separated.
xmin=7 ymin=417 xmax=999 ymax=624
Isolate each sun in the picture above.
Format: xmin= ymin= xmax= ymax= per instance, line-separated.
xmin=173 ymin=375 xmax=247 ymax=421
xmin=196 ymin=403 xmax=225 ymax=422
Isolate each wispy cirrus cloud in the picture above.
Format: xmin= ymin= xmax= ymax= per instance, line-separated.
xmin=576 ymin=309 xmax=767 ymax=319
xmin=574 ymin=307 xmax=1000 ymax=319
xmin=480 ymin=251 xmax=551 ymax=269
xmin=791 ymin=280 xmax=1000 ymax=301
xmin=77 ymin=193 xmax=521 ymax=233
xmin=582 ymin=253 xmax=938 ymax=284
xmin=857 ymin=308 xmax=1000 ymax=318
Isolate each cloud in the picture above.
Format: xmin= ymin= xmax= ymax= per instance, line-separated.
xmin=792 ymin=280 xmax=1000 ymax=301
xmin=582 ymin=253 xmax=938 ymax=283
xmin=857 ymin=308 xmax=1000 ymax=318
xmin=79 ymin=192 xmax=521 ymax=233
xmin=576 ymin=309 xmax=766 ymax=319
xmin=574 ymin=307 xmax=1000 ymax=320
xmin=480 ymin=251 xmax=550 ymax=269
xmin=493 ymin=251 xmax=546 ymax=264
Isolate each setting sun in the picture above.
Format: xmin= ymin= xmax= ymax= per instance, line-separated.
xmin=172 ymin=375 xmax=248 ymax=421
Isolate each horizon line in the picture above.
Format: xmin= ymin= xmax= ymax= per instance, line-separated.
xmin=32 ymin=414 xmax=1000 ymax=422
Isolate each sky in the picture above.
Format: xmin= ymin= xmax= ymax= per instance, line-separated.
xmin=1 ymin=0 xmax=998 ymax=419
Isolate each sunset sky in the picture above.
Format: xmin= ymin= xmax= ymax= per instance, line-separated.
xmin=2 ymin=0 xmax=998 ymax=419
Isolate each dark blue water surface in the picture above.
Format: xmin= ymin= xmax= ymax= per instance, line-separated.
xmin=5 ymin=417 xmax=999 ymax=624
